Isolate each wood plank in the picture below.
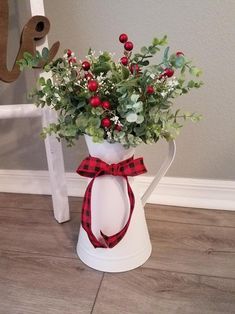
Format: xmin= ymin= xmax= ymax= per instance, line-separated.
xmin=0 ymin=250 xmax=103 ymax=314
xmin=93 ymin=268 xmax=235 ymax=314
xmin=0 ymin=207 xmax=80 ymax=257
xmin=0 ymin=192 xmax=81 ymax=212
xmin=1 ymin=193 xmax=234 ymax=228
xmin=1 ymin=203 xmax=235 ymax=278
xmin=0 ymin=192 xmax=53 ymax=210
xmin=144 ymin=220 xmax=235 ymax=278
xmin=145 ymin=203 xmax=235 ymax=227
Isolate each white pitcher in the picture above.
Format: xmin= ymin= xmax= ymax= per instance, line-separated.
xmin=77 ymin=135 xmax=176 ymax=272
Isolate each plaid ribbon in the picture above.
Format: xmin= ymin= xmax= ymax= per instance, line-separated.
xmin=76 ymin=155 xmax=147 ymax=248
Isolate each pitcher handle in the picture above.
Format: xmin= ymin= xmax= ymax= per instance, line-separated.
xmin=141 ymin=140 xmax=176 ymax=206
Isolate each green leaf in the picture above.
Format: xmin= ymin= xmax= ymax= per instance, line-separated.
xmin=87 ymin=48 xmax=92 ymax=55
xmin=38 ymin=77 xmax=45 ymax=86
xmin=141 ymin=46 xmax=148 ymax=54
xmin=187 ymin=80 xmax=195 ymax=88
xmin=76 ymin=115 xmax=88 ymax=129
xmin=194 ymin=81 xmax=204 ymax=88
xmin=134 ymin=125 xmax=146 ymax=136
xmin=121 ymin=65 xmax=130 ymax=80
xmin=163 ymin=47 xmax=170 ymax=62
xmin=42 ymin=47 xmax=49 ymax=59
xmin=76 ymin=101 xmax=86 ymax=109
xmin=140 ymin=60 xmax=149 ymax=66
xmin=89 ymin=116 xmax=101 ymax=128
xmin=23 ymin=51 xmax=33 ymax=61
xmin=152 ymin=38 xmax=159 ymax=46
xmin=46 ymin=78 xmax=52 ymax=86
xmin=92 ymin=62 xmax=111 ymax=75
xmin=91 ymin=107 xmax=104 ymax=116
xmin=189 ymin=66 xmax=203 ymax=77
xmin=17 ymin=59 xmax=27 ymax=71
xmin=126 ymin=112 xmax=138 ymax=122
xmin=158 ymin=35 xmax=168 ymax=45
xmin=99 ymin=52 xmax=111 ymax=62
xmin=174 ymin=56 xmax=185 ymax=68
xmin=136 ymin=114 xmax=144 ymax=124
xmin=131 ymin=94 xmax=139 ymax=103
xmin=190 ymin=113 xmax=203 ymax=122
xmin=149 ymin=46 xmax=158 ymax=54
xmin=133 ymin=101 xmax=143 ymax=113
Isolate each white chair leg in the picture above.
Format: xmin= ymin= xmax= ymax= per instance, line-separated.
xmin=42 ymin=108 xmax=70 ymax=223
xmin=28 ymin=0 xmax=70 ymax=223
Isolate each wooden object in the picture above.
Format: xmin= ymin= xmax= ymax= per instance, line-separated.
xmin=0 ymin=0 xmax=70 ymax=223
xmin=0 ymin=0 xmax=60 ymax=82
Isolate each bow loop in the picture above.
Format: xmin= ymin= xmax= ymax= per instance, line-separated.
xmin=77 ymin=155 xmax=146 ymax=178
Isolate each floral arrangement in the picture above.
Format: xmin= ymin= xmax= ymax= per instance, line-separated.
xmin=18 ymin=34 xmax=203 ymax=148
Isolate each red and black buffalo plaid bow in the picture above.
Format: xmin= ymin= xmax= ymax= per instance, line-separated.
xmin=76 ymin=155 xmax=147 ymax=248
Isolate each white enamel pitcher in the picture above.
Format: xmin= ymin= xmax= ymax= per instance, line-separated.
xmin=77 ymin=135 xmax=176 ymax=272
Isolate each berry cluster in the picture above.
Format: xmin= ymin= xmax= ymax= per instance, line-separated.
xmin=66 ymin=49 xmax=77 ymax=64
xmin=65 ymin=49 xmax=119 ymax=130
xmin=118 ymin=33 xmax=178 ymax=95
xmin=119 ymin=33 xmax=139 ymax=74
xmin=64 ymin=34 xmax=187 ymax=133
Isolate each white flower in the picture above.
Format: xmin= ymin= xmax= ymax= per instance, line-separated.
xmin=110 ymin=116 xmax=120 ymax=123
xmin=161 ymin=91 xmax=168 ymax=97
xmin=63 ymin=77 xmax=70 ymax=83
xmin=167 ymin=78 xmax=178 ymax=88
xmin=106 ymin=131 xmax=112 ymax=139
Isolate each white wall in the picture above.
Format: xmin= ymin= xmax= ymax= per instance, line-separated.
xmin=0 ymin=0 xmax=234 ymax=181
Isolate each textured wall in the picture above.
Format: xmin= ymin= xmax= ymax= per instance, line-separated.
xmin=0 ymin=0 xmax=235 ymax=180
xmin=0 ymin=0 xmax=48 ymax=170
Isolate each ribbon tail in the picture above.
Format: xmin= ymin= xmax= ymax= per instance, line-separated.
xmin=100 ymin=177 xmax=135 ymax=248
xmin=81 ymin=178 xmax=107 ymax=248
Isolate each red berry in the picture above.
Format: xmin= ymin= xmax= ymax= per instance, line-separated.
xmin=176 ymin=51 xmax=184 ymax=56
xmin=89 ymin=96 xmax=101 ymax=107
xmin=82 ymin=61 xmax=91 ymax=71
xmin=67 ymin=49 xmax=72 ymax=57
xmin=119 ymin=33 xmax=128 ymax=43
xmin=130 ymin=64 xmax=140 ymax=74
xmin=120 ymin=56 xmax=128 ymax=66
xmin=146 ymin=85 xmax=154 ymax=94
xmin=101 ymin=117 xmax=111 ymax=128
xmin=124 ymin=41 xmax=134 ymax=51
xmin=68 ymin=57 xmax=76 ymax=64
xmin=85 ymin=72 xmax=93 ymax=81
xmin=164 ymin=68 xmax=174 ymax=78
xmin=115 ymin=124 xmax=122 ymax=131
xmin=88 ymin=80 xmax=99 ymax=92
xmin=102 ymin=101 xmax=111 ymax=110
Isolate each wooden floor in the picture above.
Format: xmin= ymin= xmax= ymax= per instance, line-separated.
xmin=0 ymin=193 xmax=235 ymax=314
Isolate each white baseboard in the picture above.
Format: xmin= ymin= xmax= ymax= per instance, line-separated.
xmin=0 ymin=169 xmax=234 ymax=211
